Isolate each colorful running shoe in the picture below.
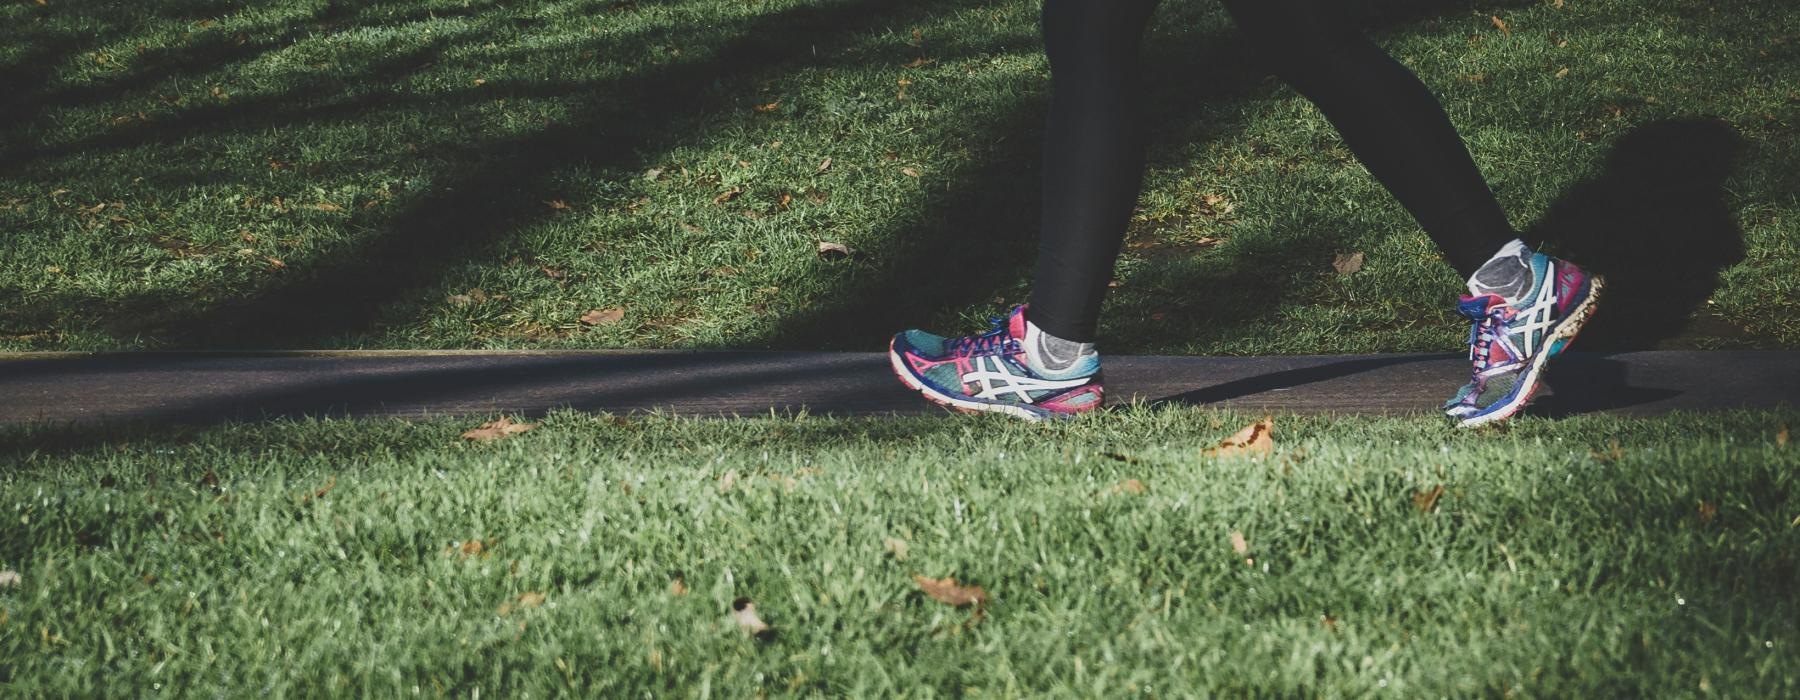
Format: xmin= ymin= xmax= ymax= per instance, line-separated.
xmin=1443 ymin=252 xmax=1604 ymax=428
xmin=889 ymin=305 xmax=1103 ymax=421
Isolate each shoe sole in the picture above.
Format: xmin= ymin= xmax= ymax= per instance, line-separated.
xmin=887 ymin=337 xmax=1068 ymax=422
xmin=1456 ymin=275 xmax=1605 ymax=429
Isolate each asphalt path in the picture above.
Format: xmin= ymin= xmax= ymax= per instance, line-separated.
xmin=0 ymin=350 xmax=1792 ymax=426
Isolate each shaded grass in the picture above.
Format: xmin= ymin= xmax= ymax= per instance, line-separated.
xmin=1 ymin=0 xmax=1796 ymax=353
xmin=1 ymin=408 xmax=1796 ymax=695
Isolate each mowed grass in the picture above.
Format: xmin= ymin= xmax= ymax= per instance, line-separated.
xmin=2 ymin=0 xmax=1797 ymax=353
xmin=1 ymin=409 xmax=1795 ymax=695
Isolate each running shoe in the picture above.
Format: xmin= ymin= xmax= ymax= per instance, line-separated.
xmin=889 ymin=305 xmax=1103 ymax=421
xmin=1444 ymin=252 xmax=1604 ymax=427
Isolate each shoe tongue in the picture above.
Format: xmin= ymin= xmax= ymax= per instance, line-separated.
xmin=1008 ymin=305 xmax=1030 ymax=341
xmin=1456 ymin=294 xmax=1507 ymax=320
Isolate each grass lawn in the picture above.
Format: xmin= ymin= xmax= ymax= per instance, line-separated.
xmin=2 ymin=0 xmax=1797 ymax=353
xmin=1 ymin=409 xmax=1796 ymax=695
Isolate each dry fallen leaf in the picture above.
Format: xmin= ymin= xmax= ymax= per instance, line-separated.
xmin=457 ymin=539 xmax=484 ymax=557
xmin=816 ymin=156 xmax=832 ymax=173
xmin=1554 ymin=66 xmax=1570 ymax=79
xmin=1230 ymin=531 xmax=1249 ymax=555
xmin=900 ymin=167 xmax=922 ymax=178
xmin=499 ymin=591 xmax=547 ymax=616
xmin=914 ymin=575 xmax=987 ymax=608
xmin=753 ymin=101 xmax=781 ymax=113
xmin=1205 ymin=417 xmax=1274 ymax=457
xmin=816 ymin=240 xmax=857 ymax=259
xmin=732 ymin=597 xmax=772 ymax=635
xmin=580 ymin=308 xmax=625 ymax=326
xmin=884 ymin=537 xmax=910 ymax=561
xmin=904 ymin=57 xmax=936 ymax=68
xmin=462 ymin=416 xmax=537 ymax=442
xmin=713 ymin=187 xmax=743 ymax=204
xmin=1491 ymin=15 xmax=1511 ymax=36
xmin=0 ymin=570 xmax=18 ymax=587
xmin=1698 ymin=500 xmax=1718 ymax=525
xmin=1777 ymin=425 xmax=1789 ymax=448
xmin=311 ymin=202 xmax=343 ymax=212
xmin=669 ymin=578 xmax=688 ymax=595
xmin=717 ymin=469 xmax=737 ymax=493
xmin=545 ymin=199 xmax=570 ymax=210
xmin=1109 ymin=479 xmax=1148 ymax=495
xmin=644 ymin=167 xmax=664 ymax=181
xmin=1413 ymin=484 xmax=1446 ymax=513
xmin=778 ymin=192 xmax=793 ymax=209
xmin=1332 ymin=251 xmax=1365 ymax=275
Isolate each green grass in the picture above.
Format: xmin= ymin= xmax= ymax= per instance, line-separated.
xmin=2 ymin=409 xmax=1796 ymax=695
xmin=2 ymin=0 xmax=1797 ymax=353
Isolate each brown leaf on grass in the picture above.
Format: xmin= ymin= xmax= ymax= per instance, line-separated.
xmin=1108 ymin=479 xmax=1148 ymax=495
xmin=1778 ymin=425 xmax=1789 ymax=448
xmin=1491 ymin=15 xmax=1511 ymax=36
xmin=910 ymin=27 xmax=924 ymax=47
xmin=904 ymin=57 xmax=937 ymax=68
xmin=644 ymin=167 xmax=664 ymax=181
xmin=1698 ymin=500 xmax=1718 ymax=525
xmin=884 ymin=537 xmax=910 ymax=561
xmin=816 ymin=240 xmax=857 ymax=259
xmin=297 ymin=476 xmax=337 ymax=506
xmin=1201 ymin=193 xmax=1235 ymax=216
xmin=540 ymin=265 xmax=566 ymax=280
xmin=0 ymin=570 xmax=19 ymax=588
xmin=265 ymin=256 xmax=286 ymax=269
xmin=459 ymin=539 xmax=485 ymax=557
xmin=545 ymin=199 xmax=570 ymax=210
xmin=197 ymin=470 xmax=219 ymax=491
xmin=1332 ymin=251 xmax=1365 ymax=275
xmin=669 ymin=578 xmax=688 ymax=595
xmin=901 ymin=166 xmax=922 ymax=178
xmin=1412 ymin=484 xmax=1446 ymax=513
xmin=816 ymin=156 xmax=832 ymax=173
xmin=1230 ymin=531 xmax=1249 ymax=555
xmin=778 ymin=192 xmax=793 ymax=209
xmin=1554 ymin=66 xmax=1570 ymax=79
xmin=732 ymin=597 xmax=772 ymax=635
xmin=499 ymin=591 xmax=547 ymax=616
xmin=914 ymin=575 xmax=987 ymax=608
xmin=753 ymin=101 xmax=781 ymax=113
xmin=462 ymin=416 xmax=537 ymax=442
xmin=1590 ymin=438 xmax=1625 ymax=462
xmin=580 ymin=308 xmax=625 ymax=326
xmin=311 ymin=202 xmax=343 ymax=212
xmin=713 ymin=187 xmax=743 ymax=204
xmin=1204 ymin=417 xmax=1274 ymax=457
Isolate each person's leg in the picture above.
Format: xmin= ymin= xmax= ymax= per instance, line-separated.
xmin=1218 ymin=0 xmax=1603 ymax=427
xmin=1218 ymin=0 xmax=1516 ymax=279
xmin=1024 ymin=0 xmax=1162 ymax=345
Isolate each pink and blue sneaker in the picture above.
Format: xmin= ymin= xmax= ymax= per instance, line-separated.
xmin=1444 ymin=252 xmax=1604 ymax=428
xmin=889 ymin=305 xmax=1104 ymax=421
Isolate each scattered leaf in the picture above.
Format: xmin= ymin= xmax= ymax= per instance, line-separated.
xmin=473 ymin=78 xmax=487 ymax=86
xmin=0 ymin=570 xmax=19 ymax=588
xmin=1554 ymin=66 xmax=1570 ymax=79
xmin=816 ymin=156 xmax=832 ymax=173
xmin=713 ymin=187 xmax=743 ymax=204
xmin=1204 ymin=417 xmax=1274 ymax=457
xmin=1698 ymin=500 xmax=1718 ymax=525
xmin=904 ymin=57 xmax=936 ymax=68
xmin=1332 ymin=251 xmax=1365 ymax=275
xmin=545 ymin=199 xmax=570 ymax=210
xmin=265 ymin=256 xmax=286 ymax=269
xmin=914 ymin=575 xmax=987 ymax=608
xmin=447 ymin=293 xmax=474 ymax=306
xmin=462 ymin=416 xmax=537 ymax=442
xmin=540 ymin=265 xmax=566 ymax=280
xmin=1778 ymin=425 xmax=1789 ymax=448
xmin=884 ymin=537 xmax=910 ymax=561
xmin=500 ymin=591 xmax=547 ymax=615
xmin=196 ymin=470 xmax=219 ymax=491
xmin=816 ymin=240 xmax=857 ymax=259
xmin=1109 ymin=479 xmax=1148 ymax=495
xmin=717 ymin=469 xmax=737 ymax=493
xmin=580 ymin=308 xmax=626 ymax=326
xmin=1230 ymin=531 xmax=1249 ymax=555
xmin=901 ymin=167 xmax=922 ymax=178
xmin=1412 ymin=484 xmax=1446 ymax=513
xmin=1321 ymin=613 xmax=1339 ymax=630
xmin=644 ymin=167 xmax=664 ymax=181
xmin=669 ymin=578 xmax=688 ymax=595
xmin=1490 ymin=15 xmax=1511 ymax=36
xmin=753 ymin=101 xmax=781 ymax=113
xmin=311 ymin=202 xmax=342 ymax=212
xmin=732 ymin=597 xmax=772 ymax=635
xmin=910 ymin=27 xmax=924 ymax=47
xmin=778 ymin=192 xmax=793 ymax=209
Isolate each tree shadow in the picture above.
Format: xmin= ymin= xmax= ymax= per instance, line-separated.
xmin=1525 ymin=118 xmax=1748 ymax=350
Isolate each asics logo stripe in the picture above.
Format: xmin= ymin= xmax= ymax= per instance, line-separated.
xmin=965 ymin=356 xmax=1090 ymax=402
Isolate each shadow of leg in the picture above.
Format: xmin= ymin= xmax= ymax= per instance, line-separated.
xmin=1527 ymin=118 xmax=1748 ymax=350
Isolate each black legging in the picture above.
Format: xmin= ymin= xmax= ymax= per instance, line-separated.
xmin=1027 ymin=0 xmax=1517 ymax=342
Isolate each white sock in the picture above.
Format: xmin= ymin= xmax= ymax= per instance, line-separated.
xmin=1466 ymin=239 xmax=1533 ymax=304
xmin=1022 ymin=319 xmax=1097 ymax=377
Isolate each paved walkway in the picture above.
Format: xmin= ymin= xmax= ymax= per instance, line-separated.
xmin=0 ymin=350 xmax=1791 ymax=425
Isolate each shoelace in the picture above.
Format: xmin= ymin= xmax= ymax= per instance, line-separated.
xmin=1463 ymin=305 xmax=1514 ymax=397
xmin=948 ymin=316 xmax=1016 ymax=357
